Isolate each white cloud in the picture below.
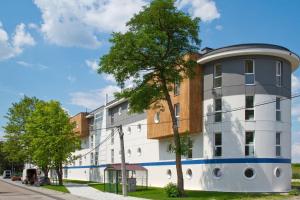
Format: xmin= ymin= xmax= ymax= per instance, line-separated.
xmin=176 ymin=0 xmax=220 ymax=22
xmin=0 ymin=22 xmax=35 ymax=61
xmin=33 ymin=0 xmax=219 ymax=48
xmin=33 ymin=0 xmax=147 ymax=48
xmin=215 ymin=24 xmax=223 ymax=31
xmin=67 ymin=75 xmax=77 ymax=83
xmin=85 ymin=59 xmax=99 ymax=71
xmin=293 ymin=143 xmax=300 ymax=163
xmin=16 ymin=60 xmax=48 ymax=70
xmin=292 ymin=74 xmax=300 ymax=94
xmin=70 ymin=85 xmax=120 ymax=109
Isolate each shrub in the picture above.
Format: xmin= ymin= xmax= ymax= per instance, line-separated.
xmin=289 ymin=189 xmax=300 ymax=196
xmin=293 ymin=173 xmax=300 ymax=179
xmin=164 ymin=183 xmax=180 ymax=198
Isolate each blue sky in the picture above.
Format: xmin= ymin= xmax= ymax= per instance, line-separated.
xmin=1 ymin=0 xmax=300 ymax=161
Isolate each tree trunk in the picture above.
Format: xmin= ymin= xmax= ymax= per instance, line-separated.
xmin=161 ymin=78 xmax=184 ymax=196
xmin=42 ymin=166 xmax=50 ymax=185
xmin=55 ymin=163 xmax=63 ymax=186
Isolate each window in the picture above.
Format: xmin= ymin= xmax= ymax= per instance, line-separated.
xmin=90 ymin=152 xmax=94 ymax=165
xmin=276 ymin=61 xmax=282 ymax=87
xmin=111 ymin=149 xmax=114 ymax=163
xmin=95 ymin=152 xmax=99 ymax=165
xmin=186 ymin=169 xmax=192 ymax=179
xmin=90 ymin=135 xmax=94 ymax=148
xmin=274 ymin=168 xmax=282 ymax=178
xmin=111 ymin=129 xmax=114 ymax=145
xmin=245 ymin=96 xmax=254 ymax=120
xmin=127 ymin=149 xmax=132 ymax=157
xmin=174 ymin=103 xmax=180 ymax=127
xmin=79 ymin=157 xmax=82 ymax=166
xmin=118 ymin=107 xmax=122 ymax=115
xmin=245 ymin=60 xmax=255 ymax=85
xmin=167 ymin=169 xmax=172 ymax=179
xmin=276 ymin=97 xmax=281 ymax=121
xmin=276 ymin=132 xmax=281 ymax=157
xmin=174 ymin=79 xmax=180 ymax=95
xmin=137 ymin=147 xmax=142 ymax=156
xmin=214 ymin=98 xmax=222 ymax=122
xmin=214 ymin=133 xmax=222 ymax=157
xmin=154 ymin=112 xmax=160 ymax=123
xmin=137 ymin=124 xmax=141 ymax=132
xmin=244 ymin=168 xmax=255 ymax=179
xmin=213 ymin=168 xmax=222 ymax=178
xmin=187 ymin=139 xmax=193 ymax=158
xmin=245 ymin=131 xmax=255 ymax=156
xmin=127 ymin=126 xmax=131 ymax=134
xmin=214 ymin=64 xmax=222 ymax=88
xmin=111 ymin=112 xmax=114 ymax=124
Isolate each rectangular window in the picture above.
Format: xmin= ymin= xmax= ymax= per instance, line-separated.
xmin=214 ymin=133 xmax=222 ymax=157
xmin=245 ymin=96 xmax=254 ymax=120
xmin=276 ymin=97 xmax=281 ymax=121
xmin=95 ymin=152 xmax=99 ymax=165
xmin=111 ymin=129 xmax=114 ymax=145
xmin=187 ymin=139 xmax=193 ymax=158
xmin=90 ymin=152 xmax=94 ymax=165
xmin=214 ymin=98 xmax=222 ymax=122
xmin=111 ymin=149 xmax=114 ymax=164
xmin=245 ymin=131 xmax=255 ymax=156
xmin=276 ymin=61 xmax=282 ymax=87
xmin=90 ymin=135 xmax=94 ymax=148
xmin=111 ymin=112 xmax=114 ymax=125
xmin=245 ymin=60 xmax=255 ymax=85
xmin=214 ymin=64 xmax=222 ymax=88
xmin=174 ymin=103 xmax=180 ymax=127
xmin=174 ymin=79 xmax=180 ymax=96
xmin=79 ymin=157 xmax=82 ymax=166
xmin=276 ymin=132 xmax=281 ymax=157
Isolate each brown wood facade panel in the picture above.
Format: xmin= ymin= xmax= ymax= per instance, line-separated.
xmin=147 ymin=55 xmax=203 ymax=139
xmin=70 ymin=112 xmax=89 ymax=138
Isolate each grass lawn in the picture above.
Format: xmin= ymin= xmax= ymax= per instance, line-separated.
xmin=63 ymin=179 xmax=96 ymax=184
xmin=292 ymin=164 xmax=300 ymax=179
xmin=42 ymin=185 xmax=69 ymax=193
xmin=88 ymin=184 xmax=287 ymax=200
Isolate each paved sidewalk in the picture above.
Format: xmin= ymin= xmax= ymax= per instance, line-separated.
xmin=65 ymin=183 xmax=146 ymax=200
xmin=0 ymin=178 xmax=90 ymax=200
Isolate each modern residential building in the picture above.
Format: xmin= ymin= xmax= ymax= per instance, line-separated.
xmin=65 ymin=43 xmax=299 ymax=192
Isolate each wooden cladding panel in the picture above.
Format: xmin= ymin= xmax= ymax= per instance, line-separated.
xmin=70 ymin=113 xmax=89 ymax=138
xmin=147 ymin=62 xmax=203 ymax=139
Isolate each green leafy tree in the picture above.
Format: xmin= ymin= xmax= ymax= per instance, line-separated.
xmin=3 ymin=96 xmax=40 ymax=166
xmin=99 ymin=0 xmax=200 ymax=195
xmin=25 ymin=101 xmax=80 ymax=185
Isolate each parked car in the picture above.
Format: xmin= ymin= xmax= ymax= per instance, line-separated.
xmin=3 ymin=170 xmax=11 ymax=179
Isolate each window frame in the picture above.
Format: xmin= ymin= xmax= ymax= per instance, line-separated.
xmin=187 ymin=139 xmax=193 ymax=159
xmin=244 ymin=59 xmax=255 ymax=85
xmin=174 ymin=103 xmax=180 ymax=127
xmin=95 ymin=151 xmax=99 ymax=166
xmin=276 ymin=97 xmax=281 ymax=121
xmin=90 ymin=152 xmax=94 ymax=165
xmin=214 ymin=98 xmax=222 ymax=123
xmin=111 ymin=111 xmax=114 ymax=124
xmin=111 ymin=149 xmax=114 ymax=164
xmin=245 ymin=131 xmax=255 ymax=157
xmin=276 ymin=132 xmax=281 ymax=157
xmin=245 ymin=95 xmax=255 ymax=121
xmin=276 ymin=61 xmax=282 ymax=87
xmin=174 ymin=79 xmax=180 ymax=96
xmin=214 ymin=63 xmax=222 ymax=88
xmin=90 ymin=134 xmax=94 ymax=148
xmin=214 ymin=132 xmax=222 ymax=157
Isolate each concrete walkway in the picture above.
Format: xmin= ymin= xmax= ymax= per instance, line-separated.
xmin=65 ymin=183 xmax=146 ymax=200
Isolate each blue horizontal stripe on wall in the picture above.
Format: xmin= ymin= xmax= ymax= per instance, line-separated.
xmin=64 ymin=158 xmax=291 ymax=169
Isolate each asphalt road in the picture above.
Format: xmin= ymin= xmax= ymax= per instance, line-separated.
xmin=0 ymin=179 xmax=88 ymax=200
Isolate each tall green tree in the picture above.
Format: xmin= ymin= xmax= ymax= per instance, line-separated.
xmin=25 ymin=101 xmax=80 ymax=185
xmin=99 ymin=0 xmax=200 ymax=195
xmin=3 ymin=96 xmax=40 ymax=166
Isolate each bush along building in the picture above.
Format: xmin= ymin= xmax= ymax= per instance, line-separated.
xmin=65 ymin=43 xmax=300 ymax=192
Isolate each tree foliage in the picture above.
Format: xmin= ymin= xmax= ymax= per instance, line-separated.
xmin=99 ymin=0 xmax=200 ymax=195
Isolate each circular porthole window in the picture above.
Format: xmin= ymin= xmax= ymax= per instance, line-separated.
xmin=244 ymin=168 xmax=255 ymax=179
xmin=274 ymin=168 xmax=282 ymax=178
xmin=154 ymin=112 xmax=160 ymax=123
xmin=212 ymin=168 xmax=222 ymax=179
xmin=186 ymin=169 xmax=192 ymax=179
xmin=137 ymin=148 xmax=142 ymax=156
xmin=127 ymin=149 xmax=131 ymax=157
xmin=167 ymin=169 xmax=172 ymax=179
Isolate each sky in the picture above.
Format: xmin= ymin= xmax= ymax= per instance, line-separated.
xmin=1 ymin=0 xmax=300 ymax=161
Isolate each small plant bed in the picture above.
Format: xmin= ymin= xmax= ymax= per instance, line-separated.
xmin=292 ymin=164 xmax=300 ymax=179
xmin=42 ymin=185 xmax=69 ymax=193
xmin=63 ymin=179 xmax=97 ymax=184
xmin=89 ymin=184 xmax=285 ymax=200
